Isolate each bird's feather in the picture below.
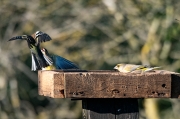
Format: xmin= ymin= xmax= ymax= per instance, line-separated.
xmin=53 ymin=55 xmax=79 ymax=69
xmin=34 ymin=31 xmax=51 ymax=43
xmin=41 ymin=48 xmax=79 ymax=70
xmin=43 ymin=54 xmax=53 ymax=65
xmin=31 ymin=52 xmax=41 ymax=71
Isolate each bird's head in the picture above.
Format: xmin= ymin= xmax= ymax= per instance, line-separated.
xmin=9 ymin=35 xmax=36 ymax=49
xmin=41 ymin=48 xmax=49 ymax=56
xmin=114 ymin=64 xmax=122 ymax=70
xmin=41 ymin=48 xmax=53 ymax=65
xmin=113 ymin=64 xmax=127 ymax=72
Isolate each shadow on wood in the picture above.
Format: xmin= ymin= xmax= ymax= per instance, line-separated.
xmin=171 ymin=74 xmax=180 ymax=98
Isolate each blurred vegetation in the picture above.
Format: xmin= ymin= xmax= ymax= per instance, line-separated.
xmin=1 ymin=0 xmax=180 ymax=119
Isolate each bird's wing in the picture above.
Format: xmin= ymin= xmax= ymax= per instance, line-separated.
xmin=124 ymin=64 xmax=143 ymax=72
xmin=53 ymin=55 xmax=80 ymax=69
xmin=42 ymin=54 xmax=54 ymax=65
xmin=31 ymin=52 xmax=41 ymax=71
xmin=34 ymin=31 xmax=51 ymax=43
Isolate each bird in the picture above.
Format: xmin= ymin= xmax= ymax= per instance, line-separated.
xmin=114 ymin=64 xmax=160 ymax=73
xmin=41 ymin=48 xmax=80 ymax=70
xmin=8 ymin=31 xmax=51 ymax=71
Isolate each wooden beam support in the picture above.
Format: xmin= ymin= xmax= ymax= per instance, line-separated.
xmin=82 ymin=98 xmax=139 ymax=119
xmin=38 ymin=70 xmax=180 ymax=98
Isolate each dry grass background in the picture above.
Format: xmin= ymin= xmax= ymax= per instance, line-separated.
xmin=1 ymin=0 xmax=180 ymax=119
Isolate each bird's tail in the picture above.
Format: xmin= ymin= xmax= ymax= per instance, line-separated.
xmin=143 ymin=67 xmax=161 ymax=72
xmin=31 ymin=52 xmax=42 ymax=71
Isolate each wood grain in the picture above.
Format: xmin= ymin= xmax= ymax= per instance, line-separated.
xmin=37 ymin=70 xmax=180 ymax=98
xmin=37 ymin=70 xmax=180 ymax=119
xmin=38 ymin=70 xmax=64 ymax=98
xmin=64 ymin=71 xmax=171 ymax=98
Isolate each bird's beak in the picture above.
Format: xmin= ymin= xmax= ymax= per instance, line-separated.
xmin=8 ymin=36 xmax=23 ymax=41
xmin=114 ymin=66 xmax=118 ymax=70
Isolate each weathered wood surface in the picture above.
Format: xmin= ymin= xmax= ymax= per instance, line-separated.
xmin=82 ymin=98 xmax=139 ymax=119
xmin=38 ymin=71 xmax=65 ymax=98
xmin=38 ymin=70 xmax=180 ymax=98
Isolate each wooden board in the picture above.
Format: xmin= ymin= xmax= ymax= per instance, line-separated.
xmin=38 ymin=70 xmax=65 ymax=98
xmin=64 ymin=71 xmax=171 ymax=98
xmin=37 ymin=70 xmax=180 ymax=98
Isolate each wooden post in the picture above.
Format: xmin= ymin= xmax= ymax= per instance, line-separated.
xmin=38 ymin=70 xmax=180 ymax=119
xmin=82 ymin=98 xmax=139 ymax=119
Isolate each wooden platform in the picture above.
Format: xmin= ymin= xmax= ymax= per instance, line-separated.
xmin=38 ymin=70 xmax=180 ymax=119
xmin=38 ymin=70 xmax=180 ymax=98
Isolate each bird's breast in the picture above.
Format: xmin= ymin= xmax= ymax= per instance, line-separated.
xmin=42 ymin=65 xmax=56 ymax=70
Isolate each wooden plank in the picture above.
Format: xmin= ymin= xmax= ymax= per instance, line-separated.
xmin=38 ymin=70 xmax=180 ymax=98
xmin=64 ymin=71 xmax=171 ymax=98
xmin=37 ymin=70 xmax=109 ymax=98
xmin=38 ymin=70 xmax=65 ymax=98
xmin=82 ymin=98 xmax=139 ymax=119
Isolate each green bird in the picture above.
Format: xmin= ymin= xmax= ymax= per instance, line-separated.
xmin=40 ymin=48 xmax=80 ymax=70
xmin=114 ymin=64 xmax=160 ymax=73
xmin=9 ymin=31 xmax=51 ymax=71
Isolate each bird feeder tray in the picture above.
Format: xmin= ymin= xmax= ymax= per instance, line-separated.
xmin=38 ymin=70 xmax=180 ymax=98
